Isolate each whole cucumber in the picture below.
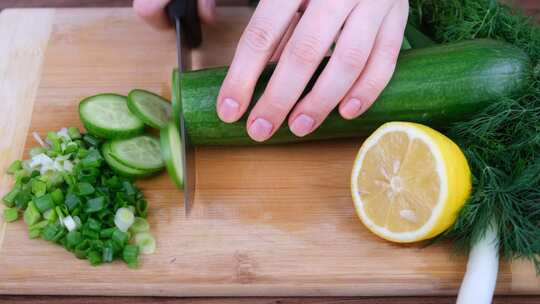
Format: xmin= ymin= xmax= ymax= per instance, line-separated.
xmin=179 ymin=39 xmax=531 ymax=145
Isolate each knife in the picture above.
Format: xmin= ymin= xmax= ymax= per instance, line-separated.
xmin=166 ymin=0 xmax=202 ymax=217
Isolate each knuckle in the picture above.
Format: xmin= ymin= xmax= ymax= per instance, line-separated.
xmin=242 ymin=18 xmax=276 ymax=53
xmin=289 ymin=34 xmax=324 ymax=65
xmin=362 ymin=78 xmax=385 ymax=98
xmin=375 ymin=42 xmax=401 ymax=63
xmin=339 ymin=47 xmax=368 ymax=69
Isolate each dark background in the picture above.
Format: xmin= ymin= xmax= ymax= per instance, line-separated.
xmin=0 ymin=1 xmax=538 ymax=303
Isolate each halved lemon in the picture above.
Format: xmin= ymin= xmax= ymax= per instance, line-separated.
xmin=351 ymin=122 xmax=471 ymax=243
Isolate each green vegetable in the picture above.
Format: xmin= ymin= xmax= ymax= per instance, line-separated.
xmin=410 ymin=0 xmax=540 ymax=274
xmin=23 ymin=201 xmax=41 ymax=225
xmin=68 ymin=127 xmax=81 ymax=140
xmin=133 ymin=232 xmax=156 ymax=255
xmin=85 ymin=197 xmax=105 ymax=213
xmin=101 ymin=142 xmax=156 ymax=178
xmin=43 ymin=209 xmax=58 ymax=222
xmin=159 ymin=122 xmax=184 ymax=189
xmin=2 ymin=186 xmax=20 ymax=207
xmin=114 ymin=207 xmax=135 ymax=232
xmin=3 ymin=208 xmax=18 ymax=222
xmin=179 ymin=39 xmax=531 ymax=145
xmin=122 ymin=244 xmax=139 ymax=269
xmin=7 ymin=160 xmax=22 ymax=175
xmin=127 ymin=89 xmax=173 ymax=129
xmin=4 ymin=123 xmax=155 ymax=268
xmin=34 ymin=194 xmax=55 ymax=213
xmin=130 ymin=217 xmax=149 ymax=233
xmin=109 ymin=135 xmax=164 ymax=171
xmin=79 ymin=94 xmax=144 ymax=139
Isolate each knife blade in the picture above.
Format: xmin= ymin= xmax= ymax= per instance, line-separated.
xmin=166 ymin=0 xmax=201 ymax=217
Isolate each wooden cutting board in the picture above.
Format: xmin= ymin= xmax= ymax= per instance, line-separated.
xmin=0 ymin=7 xmax=538 ymax=297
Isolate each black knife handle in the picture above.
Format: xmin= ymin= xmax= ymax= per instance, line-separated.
xmin=166 ymin=0 xmax=202 ymax=48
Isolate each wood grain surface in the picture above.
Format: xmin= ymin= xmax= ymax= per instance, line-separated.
xmin=0 ymin=3 xmax=539 ymax=304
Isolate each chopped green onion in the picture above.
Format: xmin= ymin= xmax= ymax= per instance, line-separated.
xmin=86 ymin=217 xmax=101 ymax=231
xmin=102 ymin=242 xmax=114 ymax=263
xmin=2 ymin=186 xmax=20 ymax=207
xmin=64 ymin=192 xmax=80 ymax=210
xmin=14 ymin=188 xmax=31 ymax=210
xmin=7 ymin=160 xmax=22 ymax=175
xmin=133 ymin=232 xmax=156 ymax=255
xmin=127 ymin=205 xmax=135 ymax=214
xmin=122 ymin=181 xmax=136 ymax=196
xmin=28 ymin=228 xmax=41 ymax=239
xmin=135 ymin=200 xmax=148 ymax=217
xmin=62 ymin=172 xmax=76 ymax=187
xmin=64 ymin=142 xmax=78 ymax=154
xmin=114 ymin=207 xmax=134 ymax=232
xmin=63 ymin=215 xmax=78 ymax=231
xmin=112 ymin=228 xmax=129 ymax=247
xmin=23 ymin=201 xmax=41 ymax=225
xmin=31 ymin=179 xmax=47 ymax=197
xmin=80 ymin=148 xmax=102 ymax=168
xmin=130 ymin=217 xmax=149 ymax=233
xmin=29 ymin=147 xmax=46 ymax=158
xmin=87 ymin=250 xmax=102 ymax=266
xmin=52 ymin=227 xmax=66 ymax=242
xmin=66 ymin=230 xmax=82 ymax=250
xmin=122 ymin=244 xmax=139 ymax=269
xmin=83 ymin=135 xmax=100 ymax=147
xmin=3 ymin=208 xmax=18 ymax=222
xmin=47 ymin=132 xmax=62 ymax=153
xmin=74 ymin=239 xmax=90 ymax=259
xmin=50 ymin=188 xmax=64 ymax=205
xmin=41 ymin=223 xmax=60 ymax=241
xmin=34 ymin=194 xmax=55 ymax=213
xmin=100 ymin=227 xmax=115 ymax=238
xmin=76 ymin=182 xmax=94 ymax=196
xmin=45 ymin=172 xmax=63 ymax=190
xmin=55 ymin=206 xmax=66 ymax=220
xmin=43 ymin=209 xmax=58 ymax=222
xmin=29 ymin=220 xmax=49 ymax=230
xmin=85 ymin=197 xmax=105 ymax=213
xmin=82 ymin=228 xmax=99 ymax=240
xmin=68 ymin=127 xmax=81 ymax=140
xmin=45 ymin=150 xmax=58 ymax=158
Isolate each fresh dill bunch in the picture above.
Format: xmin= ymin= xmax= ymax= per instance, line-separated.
xmin=409 ymin=0 xmax=540 ymax=272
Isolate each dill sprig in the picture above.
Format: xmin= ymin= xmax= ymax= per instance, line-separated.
xmin=409 ymin=0 xmax=540 ymax=272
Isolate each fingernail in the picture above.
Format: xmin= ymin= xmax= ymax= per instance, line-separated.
xmin=219 ymin=98 xmax=240 ymax=122
xmin=290 ymin=114 xmax=315 ymax=137
xmin=342 ymin=98 xmax=362 ymax=119
xmin=248 ymin=118 xmax=273 ymax=142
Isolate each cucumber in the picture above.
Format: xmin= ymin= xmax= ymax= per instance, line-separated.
xmin=109 ymin=135 xmax=164 ymax=171
xmin=179 ymin=39 xmax=531 ymax=145
xmin=159 ymin=122 xmax=183 ymax=189
xmin=127 ymin=89 xmax=172 ymax=129
xmin=102 ymin=142 xmax=157 ymax=178
xmin=79 ymin=94 xmax=144 ymax=139
xmin=171 ymin=71 xmax=181 ymax=126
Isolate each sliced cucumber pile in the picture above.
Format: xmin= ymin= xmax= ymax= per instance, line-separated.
xmin=128 ymin=89 xmax=172 ymax=129
xmin=79 ymin=87 xmax=183 ymax=185
xmin=160 ymin=122 xmax=184 ymax=189
xmin=79 ymin=94 xmax=145 ymax=139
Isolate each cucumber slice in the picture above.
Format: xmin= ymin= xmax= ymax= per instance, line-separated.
xmin=160 ymin=122 xmax=183 ymax=189
xmin=102 ymin=142 xmax=156 ymax=178
xmin=109 ymin=135 xmax=164 ymax=171
xmin=171 ymin=70 xmax=181 ymax=126
xmin=127 ymin=89 xmax=172 ymax=129
xmin=79 ymin=94 xmax=144 ymax=139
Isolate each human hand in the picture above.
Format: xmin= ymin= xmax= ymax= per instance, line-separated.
xmin=218 ymin=0 xmax=409 ymax=141
xmin=133 ymin=0 xmax=216 ymax=29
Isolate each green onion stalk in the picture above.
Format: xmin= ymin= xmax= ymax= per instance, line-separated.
xmin=409 ymin=0 xmax=540 ymax=303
